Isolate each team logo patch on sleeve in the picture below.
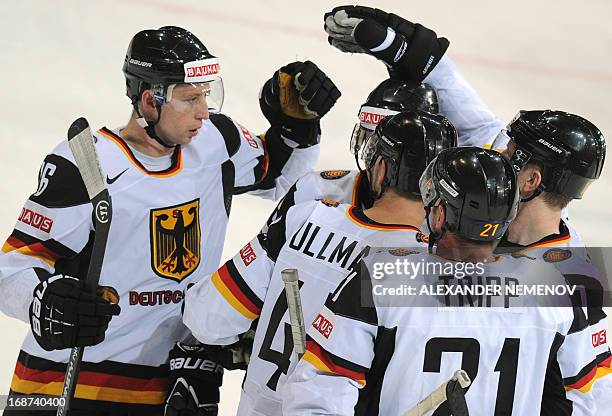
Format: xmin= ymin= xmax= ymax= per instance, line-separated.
xmin=312 ymin=313 xmax=334 ymax=339
xmin=317 ymin=198 xmax=340 ymax=207
xmin=543 ymin=248 xmax=572 ymax=263
xmin=150 ymin=199 xmax=201 ymax=282
xmin=239 ymin=242 xmax=257 ymax=267
xmin=592 ymin=329 xmax=607 ymax=348
xmin=320 ymin=170 xmax=350 ymax=180
xmin=238 ymin=124 xmax=259 ymax=149
xmin=388 ymin=248 xmax=419 ymax=256
xmin=18 ymin=208 xmax=53 ymax=233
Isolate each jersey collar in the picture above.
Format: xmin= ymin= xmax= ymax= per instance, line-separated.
xmin=346 ymin=206 xmax=420 ymax=232
xmin=98 ymin=127 xmax=183 ymax=177
xmin=496 ymin=220 xmax=571 ymax=253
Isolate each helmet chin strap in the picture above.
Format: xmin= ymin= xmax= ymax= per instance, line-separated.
xmin=134 ymin=102 xmax=177 ymax=149
xmin=520 ymin=184 xmax=544 ymax=203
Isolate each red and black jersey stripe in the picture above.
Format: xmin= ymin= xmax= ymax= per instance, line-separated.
xmin=11 ymin=350 xmax=167 ymax=410
xmin=211 ymin=259 xmax=263 ymax=319
xmin=596 ymin=350 xmax=612 ymax=375
xmin=2 ymin=229 xmax=76 ymax=267
xmin=563 ymin=357 xmax=599 ymax=393
xmin=303 ymin=338 xmax=368 ymax=386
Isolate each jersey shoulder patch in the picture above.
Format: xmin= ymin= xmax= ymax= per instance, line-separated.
xmin=320 ymin=170 xmax=351 ymax=180
xmin=542 ymin=248 xmax=572 ymax=263
xmin=388 ymin=248 xmax=420 ymax=257
xmin=317 ymin=198 xmax=340 ymax=208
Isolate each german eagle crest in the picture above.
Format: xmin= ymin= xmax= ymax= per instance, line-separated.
xmin=150 ymin=199 xmax=201 ymax=282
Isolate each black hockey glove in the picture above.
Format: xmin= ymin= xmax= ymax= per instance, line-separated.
xmin=260 ymin=61 xmax=341 ymax=147
xmin=324 ymin=5 xmax=449 ymax=84
xmin=165 ymin=343 xmax=223 ymax=416
xmin=201 ymin=329 xmax=255 ymax=371
xmin=29 ymin=274 xmax=120 ymax=351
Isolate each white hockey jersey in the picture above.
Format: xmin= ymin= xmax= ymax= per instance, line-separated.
xmin=0 ymin=113 xmax=318 ymax=412
xmin=284 ymin=250 xmax=601 ymax=416
xmin=497 ymin=225 xmax=612 ymax=410
xmin=184 ymin=200 xmax=427 ymax=416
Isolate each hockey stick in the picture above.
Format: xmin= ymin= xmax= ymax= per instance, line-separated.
xmin=281 ymin=269 xmax=306 ymax=358
xmin=403 ymin=370 xmax=471 ymax=416
xmin=56 ymin=118 xmax=113 ymax=416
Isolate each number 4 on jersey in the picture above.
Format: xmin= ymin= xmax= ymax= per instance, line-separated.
xmin=258 ymin=280 xmax=304 ymax=391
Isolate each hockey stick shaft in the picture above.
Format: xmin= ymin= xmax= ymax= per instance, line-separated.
xmin=403 ymin=370 xmax=471 ymax=416
xmin=57 ymin=118 xmax=112 ymax=416
xmin=281 ymin=269 xmax=306 ymax=358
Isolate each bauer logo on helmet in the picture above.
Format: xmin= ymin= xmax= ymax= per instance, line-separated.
xmin=128 ymin=58 xmax=152 ymax=68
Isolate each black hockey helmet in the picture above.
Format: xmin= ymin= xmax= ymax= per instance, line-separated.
xmin=364 ymin=79 xmax=439 ymax=114
xmin=123 ymin=26 xmax=223 ymax=112
xmin=419 ymin=147 xmax=519 ymax=242
xmin=504 ymin=110 xmax=606 ymax=199
xmin=360 ymin=110 xmax=457 ymax=197
xmin=351 ymin=79 xmax=439 ymax=157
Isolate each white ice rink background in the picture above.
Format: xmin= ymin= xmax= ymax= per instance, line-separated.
xmin=1 ymin=1 xmax=611 ymax=414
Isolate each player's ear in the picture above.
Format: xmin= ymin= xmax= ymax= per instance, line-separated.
xmin=374 ymin=157 xmax=387 ymax=189
xmin=431 ymin=204 xmax=445 ymax=233
xmin=139 ymin=90 xmax=159 ymax=117
xmin=437 ymin=204 xmax=447 ymax=230
xmin=519 ymin=164 xmax=542 ymax=196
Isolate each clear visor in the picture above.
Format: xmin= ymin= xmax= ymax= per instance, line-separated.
xmin=358 ymin=130 xmax=381 ymax=170
xmin=419 ymin=159 xmax=440 ymax=207
xmin=162 ymin=78 xmax=225 ymax=114
xmin=491 ymin=129 xmax=511 ymax=152
xmin=350 ymin=123 xmax=375 ymax=157
xmin=352 ymin=105 xmax=398 ymax=157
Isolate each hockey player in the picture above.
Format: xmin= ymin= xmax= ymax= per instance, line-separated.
xmin=0 ymin=26 xmax=340 ymax=415
xmin=284 ymin=147 xmax=600 ymax=415
xmin=495 ymin=110 xmax=611 ymax=410
xmin=183 ymin=110 xmax=458 ymax=415
xmin=497 ymin=110 xmax=605 ymax=250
